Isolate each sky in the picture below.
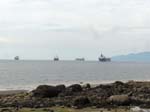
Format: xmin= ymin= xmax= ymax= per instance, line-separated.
xmin=0 ymin=0 xmax=150 ymax=60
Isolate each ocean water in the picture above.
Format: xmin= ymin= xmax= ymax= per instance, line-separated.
xmin=0 ymin=60 xmax=150 ymax=90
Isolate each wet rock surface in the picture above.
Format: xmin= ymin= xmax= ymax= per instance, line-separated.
xmin=1 ymin=81 xmax=150 ymax=108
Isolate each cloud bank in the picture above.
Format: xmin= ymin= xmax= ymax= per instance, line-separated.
xmin=0 ymin=0 xmax=150 ymax=59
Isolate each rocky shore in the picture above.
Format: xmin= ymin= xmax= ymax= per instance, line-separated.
xmin=0 ymin=81 xmax=150 ymax=109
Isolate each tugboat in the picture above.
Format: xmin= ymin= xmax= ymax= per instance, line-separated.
xmin=54 ymin=56 xmax=59 ymax=61
xmin=14 ymin=56 xmax=19 ymax=60
xmin=99 ymin=54 xmax=111 ymax=62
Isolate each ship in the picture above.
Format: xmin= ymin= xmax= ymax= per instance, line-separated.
xmin=99 ymin=54 xmax=111 ymax=62
xmin=54 ymin=56 xmax=59 ymax=61
xmin=14 ymin=56 xmax=19 ymax=60
xmin=75 ymin=58 xmax=85 ymax=61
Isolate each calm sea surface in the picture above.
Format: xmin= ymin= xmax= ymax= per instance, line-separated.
xmin=0 ymin=60 xmax=150 ymax=90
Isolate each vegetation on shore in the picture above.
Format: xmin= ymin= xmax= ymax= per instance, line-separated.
xmin=0 ymin=107 xmax=132 ymax=112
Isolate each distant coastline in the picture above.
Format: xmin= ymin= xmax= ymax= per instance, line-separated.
xmin=112 ymin=51 xmax=150 ymax=62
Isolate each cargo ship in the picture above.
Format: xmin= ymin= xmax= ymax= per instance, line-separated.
xmin=99 ymin=54 xmax=111 ymax=62
xmin=75 ymin=58 xmax=85 ymax=61
xmin=54 ymin=56 xmax=59 ymax=61
xmin=14 ymin=56 xmax=19 ymax=60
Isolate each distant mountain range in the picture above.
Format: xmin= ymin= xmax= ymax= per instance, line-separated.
xmin=112 ymin=52 xmax=150 ymax=62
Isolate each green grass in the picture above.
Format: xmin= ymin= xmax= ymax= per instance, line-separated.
xmin=0 ymin=107 xmax=132 ymax=112
xmin=19 ymin=108 xmax=45 ymax=112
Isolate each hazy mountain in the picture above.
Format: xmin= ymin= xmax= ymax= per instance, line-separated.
xmin=112 ymin=52 xmax=150 ymax=62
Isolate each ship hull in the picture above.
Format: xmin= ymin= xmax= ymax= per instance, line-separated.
xmin=54 ymin=58 xmax=59 ymax=61
xmin=99 ymin=58 xmax=111 ymax=62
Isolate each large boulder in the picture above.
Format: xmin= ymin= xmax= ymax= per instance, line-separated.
xmin=56 ymin=85 xmax=66 ymax=93
xmin=108 ymin=95 xmax=130 ymax=105
xmin=32 ymin=85 xmax=62 ymax=98
xmin=59 ymin=84 xmax=83 ymax=96
xmin=67 ymin=84 xmax=82 ymax=92
xmin=73 ymin=96 xmax=90 ymax=108
xmin=113 ymin=81 xmax=124 ymax=86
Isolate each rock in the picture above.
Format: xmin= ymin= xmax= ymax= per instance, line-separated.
xmin=59 ymin=84 xmax=83 ymax=96
xmin=32 ymin=85 xmax=61 ymax=98
xmin=113 ymin=81 xmax=124 ymax=86
xmin=84 ymin=83 xmax=91 ymax=89
xmin=73 ymin=96 xmax=90 ymax=108
xmin=108 ymin=95 xmax=130 ymax=105
xmin=67 ymin=84 xmax=82 ymax=92
xmin=131 ymin=107 xmax=150 ymax=112
xmin=56 ymin=85 xmax=66 ymax=93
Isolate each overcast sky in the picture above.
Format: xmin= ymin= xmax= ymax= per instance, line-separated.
xmin=0 ymin=0 xmax=150 ymax=60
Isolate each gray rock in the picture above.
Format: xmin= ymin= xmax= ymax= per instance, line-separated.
xmin=108 ymin=95 xmax=130 ymax=105
xmin=32 ymin=85 xmax=60 ymax=98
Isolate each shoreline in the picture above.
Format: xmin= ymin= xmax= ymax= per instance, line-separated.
xmin=1 ymin=79 xmax=150 ymax=91
xmin=0 ymin=79 xmax=150 ymax=91
xmin=1 ymin=80 xmax=150 ymax=110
